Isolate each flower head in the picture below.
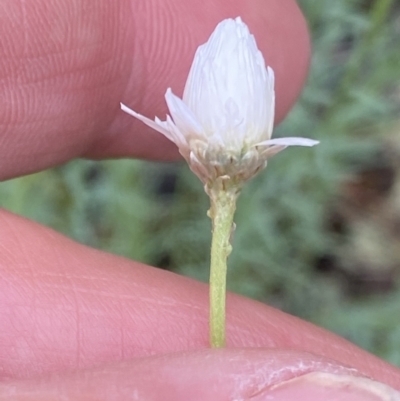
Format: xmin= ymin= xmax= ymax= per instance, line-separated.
xmin=121 ymin=17 xmax=318 ymax=190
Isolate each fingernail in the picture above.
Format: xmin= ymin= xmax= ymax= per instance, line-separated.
xmin=251 ymin=372 xmax=400 ymax=401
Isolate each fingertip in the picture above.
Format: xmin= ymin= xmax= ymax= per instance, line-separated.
xmin=259 ymin=372 xmax=400 ymax=401
xmin=0 ymin=0 xmax=310 ymax=177
xmin=95 ymin=0 xmax=310 ymax=161
xmin=0 ymin=350 xmax=390 ymax=401
xmin=1 ymin=209 xmax=400 ymax=389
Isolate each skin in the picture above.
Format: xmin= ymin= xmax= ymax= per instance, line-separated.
xmin=0 ymin=0 xmax=399 ymax=399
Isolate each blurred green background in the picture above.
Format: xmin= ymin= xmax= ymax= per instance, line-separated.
xmin=1 ymin=0 xmax=400 ymax=365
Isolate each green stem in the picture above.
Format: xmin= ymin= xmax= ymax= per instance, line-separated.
xmin=208 ymin=188 xmax=238 ymax=347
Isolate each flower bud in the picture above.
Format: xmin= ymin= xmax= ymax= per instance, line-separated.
xmin=121 ymin=17 xmax=318 ymax=189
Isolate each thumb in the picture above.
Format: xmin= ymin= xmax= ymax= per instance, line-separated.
xmin=0 ymin=0 xmax=309 ymax=180
xmin=0 ymin=349 xmax=398 ymax=400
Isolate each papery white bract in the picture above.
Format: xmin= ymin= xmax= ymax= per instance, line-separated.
xmin=121 ymin=17 xmax=318 ymax=189
xmin=182 ymin=17 xmax=275 ymax=152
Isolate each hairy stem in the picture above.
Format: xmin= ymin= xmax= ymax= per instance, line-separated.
xmin=208 ymin=188 xmax=238 ymax=347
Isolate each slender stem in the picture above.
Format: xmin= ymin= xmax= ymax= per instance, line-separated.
xmin=208 ymin=188 xmax=237 ymax=347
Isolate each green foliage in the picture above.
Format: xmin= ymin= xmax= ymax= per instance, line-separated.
xmin=1 ymin=0 xmax=400 ymax=365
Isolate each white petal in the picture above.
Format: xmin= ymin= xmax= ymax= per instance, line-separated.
xmin=164 ymin=89 xmax=204 ymax=138
xmin=120 ymin=103 xmax=173 ymax=141
xmin=266 ymin=66 xmax=275 ymax=136
xmin=260 ymin=145 xmax=287 ymax=158
xmin=256 ymin=137 xmax=320 ymax=147
xmin=182 ymin=18 xmax=274 ymax=146
xmin=165 ymin=115 xmax=189 ymax=152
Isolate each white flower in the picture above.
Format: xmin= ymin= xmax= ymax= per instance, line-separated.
xmin=121 ymin=17 xmax=318 ymax=189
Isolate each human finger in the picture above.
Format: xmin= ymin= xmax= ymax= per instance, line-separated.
xmin=0 ymin=0 xmax=310 ymax=180
xmin=0 ymin=210 xmax=399 ymax=390
xmin=0 ymin=349 xmax=399 ymax=400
